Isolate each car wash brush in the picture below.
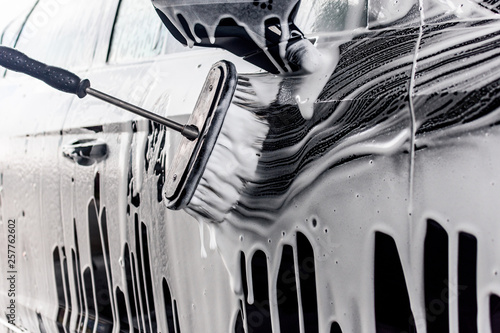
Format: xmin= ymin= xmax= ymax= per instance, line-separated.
xmin=0 ymin=45 xmax=269 ymax=222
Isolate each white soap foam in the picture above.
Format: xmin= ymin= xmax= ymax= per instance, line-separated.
xmin=288 ymin=40 xmax=340 ymax=119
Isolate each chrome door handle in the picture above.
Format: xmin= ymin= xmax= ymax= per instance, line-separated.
xmin=62 ymin=139 xmax=108 ymax=166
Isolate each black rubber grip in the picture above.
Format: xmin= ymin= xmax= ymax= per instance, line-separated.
xmin=0 ymin=46 xmax=89 ymax=98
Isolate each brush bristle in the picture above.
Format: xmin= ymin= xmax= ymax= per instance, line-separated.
xmin=186 ymin=102 xmax=269 ymax=222
xmin=232 ymin=75 xmax=281 ymax=110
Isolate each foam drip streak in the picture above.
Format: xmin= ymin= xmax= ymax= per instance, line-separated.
xmin=139 ymin=222 xmax=157 ymax=332
xmin=115 ymin=288 xmax=130 ymax=332
xmin=239 ymin=252 xmax=250 ymax=333
xmin=61 ymin=250 xmax=72 ymax=332
xmin=72 ymin=221 xmax=86 ymax=332
xmin=82 ymin=269 xmax=97 ymax=332
xmin=123 ymin=247 xmax=136 ymax=330
xmin=71 ymin=249 xmax=84 ymax=332
xmin=133 ymin=217 xmax=153 ymax=332
xmin=246 ymin=254 xmax=255 ymax=306
xmin=52 ymin=248 xmax=66 ymax=332
xmin=99 ymin=210 xmax=115 ymax=327
xmin=87 ymin=199 xmax=113 ymax=325
xmin=293 ymin=240 xmax=305 ymax=333
xmin=162 ymin=278 xmax=176 ymax=333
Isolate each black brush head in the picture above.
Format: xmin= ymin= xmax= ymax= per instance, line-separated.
xmin=164 ymin=61 xmax=237 ymax=209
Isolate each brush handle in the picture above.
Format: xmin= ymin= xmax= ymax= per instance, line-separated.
xmin=0 ymin=46 xmax=90 ymax=98
xmin=0 ymin=46 xmax=198 ymax=140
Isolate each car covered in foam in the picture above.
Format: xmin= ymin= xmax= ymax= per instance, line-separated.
xmin=2 ymin=0 xmax=500 ymax=332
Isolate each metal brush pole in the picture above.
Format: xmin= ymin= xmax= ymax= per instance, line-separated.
xmin=85 ymin=87 xmax=199 ymax=140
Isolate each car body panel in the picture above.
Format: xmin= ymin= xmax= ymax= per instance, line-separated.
xmin=2 ymin=0 xmax=500 ymax=332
